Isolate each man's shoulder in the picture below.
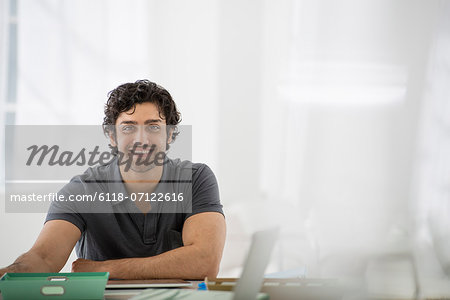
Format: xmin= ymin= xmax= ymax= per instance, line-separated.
xmin=165 ymin=158 xmax=215 ymax=179
xmin=63 ymin=160 xmax=116 ymax=192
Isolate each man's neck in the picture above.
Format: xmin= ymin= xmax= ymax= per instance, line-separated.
xmin=119 ymin=165 xmax=163 ymax=195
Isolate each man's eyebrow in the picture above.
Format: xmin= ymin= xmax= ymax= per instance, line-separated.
xmin=119 ymin=121 xmax=137 ymax=125
xmin=144 ymin=119 xmax=163 ymax=124
xmin=119 ymin=119 xmax=163 ymax=125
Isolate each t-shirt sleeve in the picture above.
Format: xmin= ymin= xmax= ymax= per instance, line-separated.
xmin=44 ymin=182 xmax=86 ymax=234
xmin=184 ymin=164 xmax=224 ymax=221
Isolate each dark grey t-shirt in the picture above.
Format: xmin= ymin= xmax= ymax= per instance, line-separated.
xmin=45 ymin=158 xmax=223 ymax=261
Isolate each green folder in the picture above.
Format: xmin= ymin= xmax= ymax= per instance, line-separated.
xmin=0 ymin=272 xmax=109 ymax=300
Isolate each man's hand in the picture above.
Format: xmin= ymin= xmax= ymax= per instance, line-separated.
xmin=71 ymin=258 xmax=107 ymax=273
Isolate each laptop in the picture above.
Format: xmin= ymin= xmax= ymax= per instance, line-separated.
xmin=129 ymin=227 xmax=280 ymax=300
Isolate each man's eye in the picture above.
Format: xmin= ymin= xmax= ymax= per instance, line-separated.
xmin=147 ymin=125 xmax=161 ymax=132
xmin=121 ymin=125 xmax=136 ymax=133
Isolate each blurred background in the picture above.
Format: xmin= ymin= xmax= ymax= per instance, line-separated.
xmin=1 ymin=0 xmax=449 ymax=297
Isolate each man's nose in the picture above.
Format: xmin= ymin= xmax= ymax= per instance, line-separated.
xmin=133 ymin=126 xmax=149 ymax=147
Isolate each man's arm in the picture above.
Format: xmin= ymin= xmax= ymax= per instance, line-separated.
xmin=72 ymin=212 xmax=226 ymax=279
xmin=0 ymin=220 xmax=81 ymax=276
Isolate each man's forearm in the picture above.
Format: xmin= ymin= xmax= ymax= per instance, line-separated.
xmin=112 ymin=244 xmax=219 ymax=279
xmin=74 ymin=244 xmax=220 ymax=280
xmin=0 ymin=251 xmax=56 ymax=275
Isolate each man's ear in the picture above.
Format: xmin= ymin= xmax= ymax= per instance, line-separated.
xmin=108 ymin=130 xmax=117 ymax=147
xmin=167 ymin=127 xmax=175 ymax=144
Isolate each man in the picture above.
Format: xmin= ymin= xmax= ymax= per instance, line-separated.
xmin=0 ymin=80 xmax=226 ymax=279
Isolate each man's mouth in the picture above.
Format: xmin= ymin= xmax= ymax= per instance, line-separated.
xmin=131 ymin=149 xmax=150 ymax=154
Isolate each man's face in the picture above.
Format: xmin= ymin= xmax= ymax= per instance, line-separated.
xmin=111 ymin=102 xmax=171 ymax=173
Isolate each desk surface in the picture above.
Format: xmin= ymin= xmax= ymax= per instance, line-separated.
xmin=104 ymin=278 xmax=362 ymax=300
xmin=103 ymin=278 xmax=357 ymax=300
xmin=0 ymin=278 xmax=368 ymax=300
xmin=3 ymin=277 xmax=450 ymax=300
xmin=104 ymin=281 xmax=202 ymax=300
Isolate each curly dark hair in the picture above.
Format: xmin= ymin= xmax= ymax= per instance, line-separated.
xmin=103 ymin=80 xmax=181 ymax=149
